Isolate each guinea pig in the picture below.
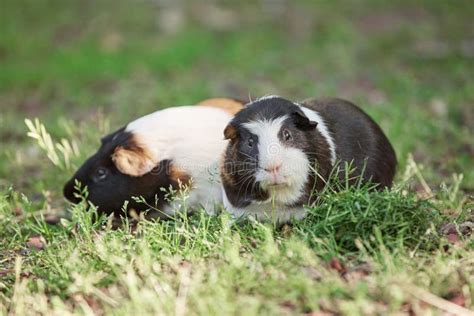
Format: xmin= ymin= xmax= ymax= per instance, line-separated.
xmin=63 ymin=98 xmax=244 ymax=218
xmin=220 ymin=96 xmax=396 ymax=223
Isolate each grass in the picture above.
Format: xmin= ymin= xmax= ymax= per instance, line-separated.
xmin=1 ymin=0 xmax=473 ymax=314
xmin=0 ymin=179 xmax=472 ymax=315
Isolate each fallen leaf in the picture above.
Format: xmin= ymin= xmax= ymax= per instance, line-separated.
xmin=440 ymin=222 xmax=457 ymax=235
xmin=345 ymin=263 xmax=372 ymax=282
xmin=44 ymin=213 xmax=61 ymax=225
xmin=328 ymin=257 xmax=346 ymax=274
xmin=26 ymin=235 xmax=45 ymax=250
xmin=0 ymin=269 xmax=14 ymax=276
xmin=280 ymin=300 xmax=297 ymax=311
xmin=447 ymin=233 xmax=460 ymax=245
xmin=0 ymin=269 xmax=33 ymax=279
xmin=84 ymin=295 xmax=104 ymax=316
xmin=440 ymin=221 xmax=474 ymax=236
xmin=249 ymin=238 xmax=258 ymax=248
xmin=179 ymin=260 xmax=191 ymax=269
xmin=447 ymin=292 xmax=466 ymax=307
xmin=13 ymin=207 xmax=23 ymax=216
xmin=440 ymin=221 xmax=473 ymax=249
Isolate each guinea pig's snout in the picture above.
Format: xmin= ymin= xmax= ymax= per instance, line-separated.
xmin=261 ymin=162 xmax=287 ymax=185
xmin=63 ymin=179 xmax=82 ymax=204
xmin=264 ymin=163 xmax=282 ymax=174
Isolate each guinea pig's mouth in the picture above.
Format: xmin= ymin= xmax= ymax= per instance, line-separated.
xmin=261 ymin=181 xmax=289 ymax=190
xmin=257 ymin=173 xmax=290 ymax=188
xmin=266 ymin=182 xmax=287 ymax=187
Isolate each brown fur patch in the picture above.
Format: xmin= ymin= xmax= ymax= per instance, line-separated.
xmin=169 ymin=165 xmax=191 ymax=186
xmin=198 ymin=98 xmax=244 ymax=115
xmin=111 ymin=135 xmax=155 ymax=177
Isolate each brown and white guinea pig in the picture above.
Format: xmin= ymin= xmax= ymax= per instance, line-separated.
xmin=220 ymin=96 xmax=396 ymax=223
xmin=63 ymin=98 xmax=244 ymax=218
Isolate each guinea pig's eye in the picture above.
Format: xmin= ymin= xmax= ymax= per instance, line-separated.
xmin=247 ymin=138 xmax=254 ymax=148
xmin=283 ymin=129 xmax=292 ymax=141
xmin=93 ymin=167 xmax=108 ymax=182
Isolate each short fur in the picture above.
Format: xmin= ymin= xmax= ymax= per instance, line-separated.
xmin=221 ymin=96 xmax=397 ymax=223
xmin=64 ymin=99 xmax=244 ymax=217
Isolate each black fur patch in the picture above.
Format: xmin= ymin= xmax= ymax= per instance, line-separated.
xmin=300 ymin=97 xmax=397 ymax=190
xmin=222 ymin=97 xmax=331 ymax=207
xmin=63 ymin=128 xmax=182 ymax=218
xmin=221 ymin=96 xmax=397 ymax=209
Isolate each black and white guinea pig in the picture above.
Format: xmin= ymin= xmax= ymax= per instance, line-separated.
xmin=220 ymin=96 xmax=396 ymax=223
xmin=63 ymin=98 xmax=244 ymax=218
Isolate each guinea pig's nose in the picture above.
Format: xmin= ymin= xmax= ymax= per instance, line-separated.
xmin=264 ymin=163 xmax=282 ymax=173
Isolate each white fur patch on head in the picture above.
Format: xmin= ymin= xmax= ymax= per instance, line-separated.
xmin=243 ymin=116 xmax=309 ymax=206
xmin=243 ymin=116 xmax=287 ymax=169
xmin=297 ymin=105 xmax=337 ymax=165
xmin=124 ymin=105 xmax=234 ymax=213
xmin=125 ymin=106 xmax=232 ymax=167
xmin=255 ymin=95 xmax=280 ymax=102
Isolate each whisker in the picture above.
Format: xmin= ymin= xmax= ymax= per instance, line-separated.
xmin=236 ymin=150 xmax=258 ymax=162
xmin=242 ymin=175 xmax=255 ymax=200
xmin=236 ymin=173 xmax=255 ymax=198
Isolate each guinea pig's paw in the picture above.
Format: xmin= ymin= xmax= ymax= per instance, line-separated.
xmin=111 ymin=145 xmax=155 ymax=177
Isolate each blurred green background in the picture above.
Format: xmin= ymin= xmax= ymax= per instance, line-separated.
xmin=1 ymin=0 xmax=473 ymax=201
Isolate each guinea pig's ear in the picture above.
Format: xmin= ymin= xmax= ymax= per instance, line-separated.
xmin=224 ymin=123 xmax=239 ymax=141
xmin=111 ymin=145 xmax=155 ymax=177
xmin=292 ymin=109 xmax=318 ymax=131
